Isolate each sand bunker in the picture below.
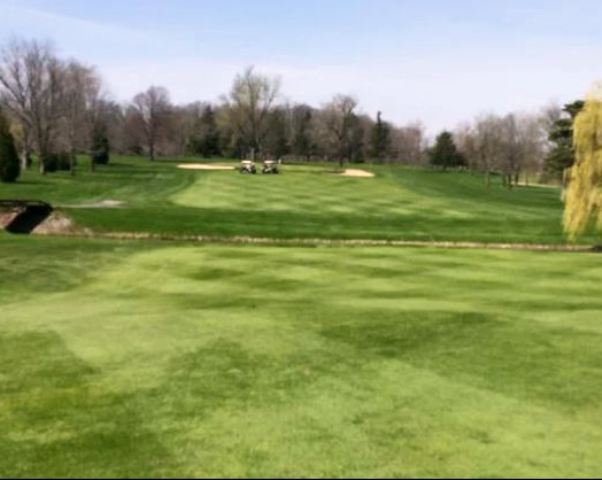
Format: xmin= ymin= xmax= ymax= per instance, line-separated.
xmin=0 ymin=210 xmax=20 ymax=228
xmin=177 ymin=163 xmax=235 ymax=171
xmin=33 ymin=211 xmax=85 ymax=235
xmin=339 ymin=169 xmax=375 ymax=178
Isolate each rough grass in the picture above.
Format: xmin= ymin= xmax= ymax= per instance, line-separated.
xmin=1 ymin=235 xmax=601 ymax=477
xmin=1 ymin=156 xmax=599 ymax=244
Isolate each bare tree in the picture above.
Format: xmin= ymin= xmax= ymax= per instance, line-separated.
xmin=516 ymin=114 xmax=546 ymax=184
xmin=456 ymin=112 xmax=547 ymax=187
xmin=320 ymin=94 xmax=358 ymax=167
xmin=540 ymin=101 xmax=562 ymax=136
xmin=130 ymin=86 xmax=172 ymax=161
xmin=455 ymin=122 xmax=479 ymax=170
xmin=0 ymin=39 xmax=64 ymax=173
xmin=495 ymin=113 xmax=545 ymax=188
xmin=392 ymin=122 xmax=425 ymax=165
xmin=224 ymin=66 xmax=280 ymax=159
xmin=60 ymin=61 xmax=101 ymax=174
xmin=474 ymin=115 xmax=504 ymax=186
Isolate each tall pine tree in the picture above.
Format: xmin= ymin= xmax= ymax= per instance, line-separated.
xmin=189 ymin=106 xmax=221 ymax=157
xmin=544 ymin=100 xmax=584 ymax=181
xmin=369 ymin=111 xmax=392 ymax=161
xmin=429 ymin=131 xmax=465 ymax=170
xmin=291 ymin=106 xmax=313 ymax=161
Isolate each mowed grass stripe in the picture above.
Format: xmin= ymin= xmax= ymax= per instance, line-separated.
xmin=1 ymin=235 xmax=601 ymax=477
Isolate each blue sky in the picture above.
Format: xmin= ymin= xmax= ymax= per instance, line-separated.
xmin=1 ymin=0 xmax=601 ymax=133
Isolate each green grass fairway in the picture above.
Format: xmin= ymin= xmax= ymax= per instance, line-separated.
xmin=2 ymin=156 xmax=599 ymax=244
xmin=1 ymin=235 xmax=601 ymax=477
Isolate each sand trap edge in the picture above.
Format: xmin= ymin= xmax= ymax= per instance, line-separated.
xmin=177 ymin=164 xmax=235 ymax=171
xmin=339 ymin=169 xmax=375 ymax=178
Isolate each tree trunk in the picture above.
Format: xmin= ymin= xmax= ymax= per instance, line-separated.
xmin=70 ymin=149 xmax=76 ymax=176
xmin=21 ymin=147 xmax=30 ymax=171
xmin=39 ymin=153 xmax=46 ymax=175
xmin=37 ymin=129 xmax=50 ymax=175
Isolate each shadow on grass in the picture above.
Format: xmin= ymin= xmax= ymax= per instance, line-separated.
xmin=0 ymin=330 xmax=181 ymax=477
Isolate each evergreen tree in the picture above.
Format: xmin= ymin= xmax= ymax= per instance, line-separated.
xmin=0 ymin=108 xmax=20 ymax=183
xmin=369 ymin=111 xmax=392 ymax=161
xmin=189 ymin=106 xmax=221 ymax=157
xmin=291 ymin=107 xmax=313 ymax=160
xmin=264 ymin=108 xmax=289 ymax=159
xmin=91 ymin=124 xmax=110 ymax=168
xmin=349 ymin=121 xmax=365 ymax=163
xmin=544 ymin=100 xmax=584 ymax=180
xmin=429 ymin=131 xmax=465 ymax=170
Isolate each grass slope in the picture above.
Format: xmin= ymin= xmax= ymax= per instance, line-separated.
xmin=1 ymin=235 xmax=601 ymax=477
xmin=1 ymin=156 xmax=598 ymax=244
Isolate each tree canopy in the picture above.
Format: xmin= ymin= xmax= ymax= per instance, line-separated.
xmin=544 ymin=100 xmax=584 ymax=181
xmin=369 ymin=111 xmax=392 ymax=161
xmin=429 ymin=131 xmax=465 ymax=170
xmin=188 ymin=105 xmax=221 ymax=158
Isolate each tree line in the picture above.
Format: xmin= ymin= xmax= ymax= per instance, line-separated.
xmin=0 ymin=37 xmax=584 ymax=186
xmin=432 ymin=100 xmax=583 ymax=188
xmin=120 ymin=74 xmax=425 ymax=167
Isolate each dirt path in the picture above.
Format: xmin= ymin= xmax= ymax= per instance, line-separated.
xmin=33 ymin=230 xmax=597 ymax=252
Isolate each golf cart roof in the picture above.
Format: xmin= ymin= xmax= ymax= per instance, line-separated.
xmin=264 ymin=160 xmax=275 ymax=164
xmin=241 ymin=160 xmax=254 ymax=164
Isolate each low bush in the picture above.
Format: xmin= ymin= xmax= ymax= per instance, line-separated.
xmin=0 ymin=110 xmax=20 ymax=183
xmin=44 ymin=152 xmax=72 ymax=172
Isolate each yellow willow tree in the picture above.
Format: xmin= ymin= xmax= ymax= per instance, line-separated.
xmin=563 ymin=85 xmax=602 ymax=239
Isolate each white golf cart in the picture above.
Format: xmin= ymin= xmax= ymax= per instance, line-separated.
xmin=239 ymin=160 xmax=257 ymax=174
xmin=262 ymin=160 xmax=280 ymax=174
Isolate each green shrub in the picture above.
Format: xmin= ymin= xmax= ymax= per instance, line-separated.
xmin=0 ymin=110 xmax=20 ymax=183
xmin=44 ymin=152 xmax=71 ymax=173
xmin=91 ymin=135 xmax=110 ymax=165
